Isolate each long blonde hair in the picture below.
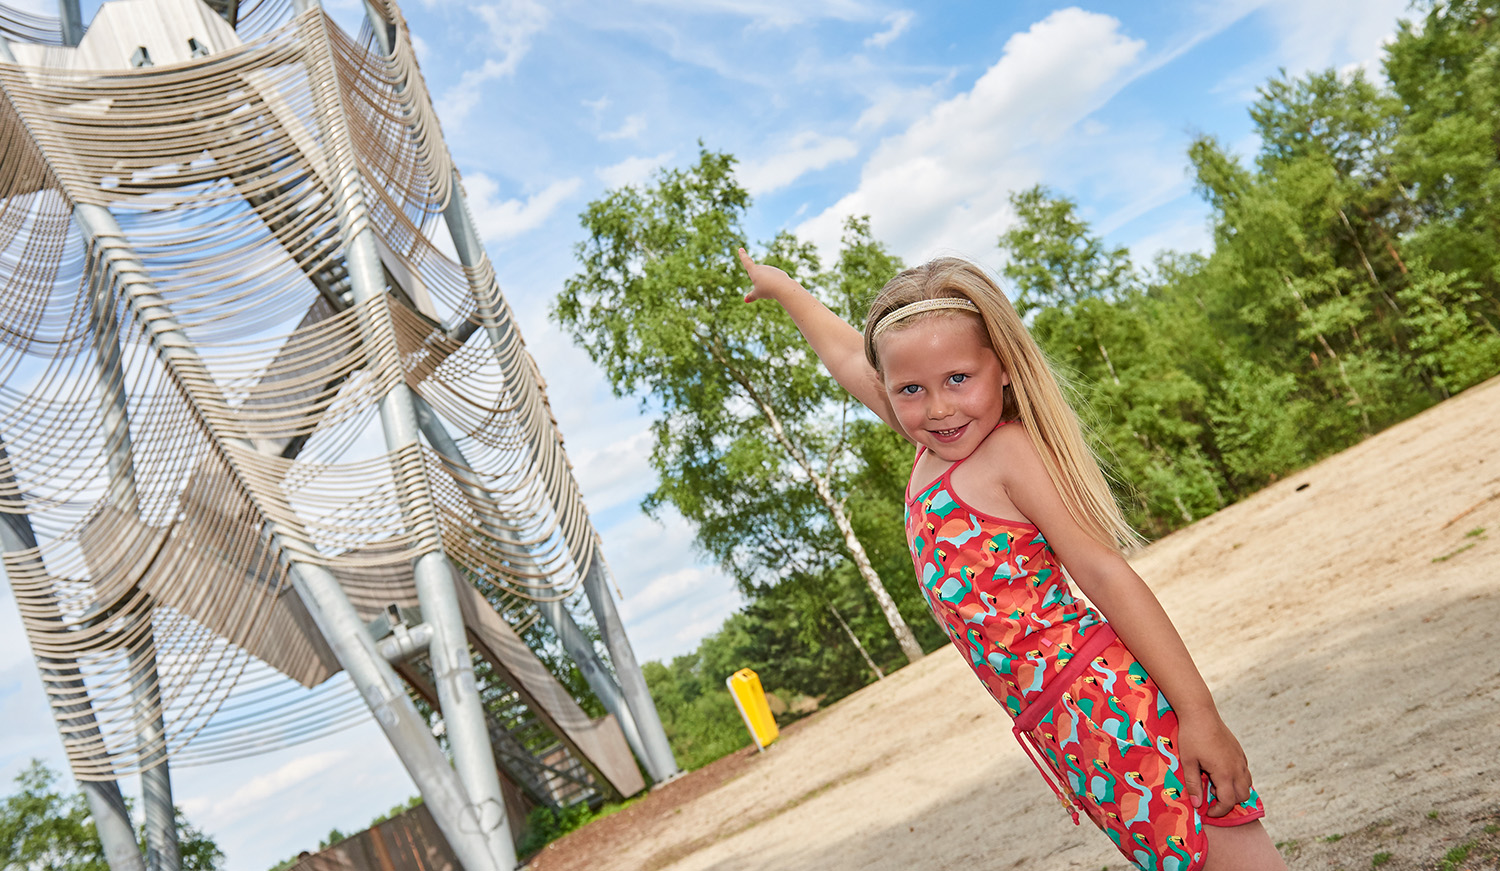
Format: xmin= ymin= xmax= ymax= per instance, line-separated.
xmin=864 ymin=257 xmax=1142 ymax=552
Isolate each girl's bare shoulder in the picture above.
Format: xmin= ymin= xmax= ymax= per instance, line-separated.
xmin=950 ymin=421 xmax=1037 ymax=519
xmin=972 ymin=419 xmax=1040 ymax=471
xmin=974 ymin=420 xmax=1057 ymax=498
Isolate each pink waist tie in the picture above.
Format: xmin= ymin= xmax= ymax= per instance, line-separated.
xmin=1010 ymin=624 xmax=1118 ymax=825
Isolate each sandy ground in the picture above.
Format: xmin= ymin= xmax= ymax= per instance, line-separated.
xmin=531 ymin=376 xmax=1500 ymax=871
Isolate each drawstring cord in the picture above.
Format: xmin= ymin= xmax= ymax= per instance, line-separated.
xmin=1008 ymin=624 xmax=1117 ymax=827
xmin=1014 ymin=724 xmax=1081 ymax=825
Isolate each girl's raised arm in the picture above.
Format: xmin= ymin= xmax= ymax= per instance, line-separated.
xmin=737 ymin=248 xmax=903 ymax=435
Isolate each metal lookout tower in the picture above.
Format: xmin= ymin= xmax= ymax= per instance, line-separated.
xmin=0 ymin=0 xmax=678 ymax=867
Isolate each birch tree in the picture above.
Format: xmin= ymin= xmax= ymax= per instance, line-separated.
xmin=555 ymin=149 xmax=925 ymax=664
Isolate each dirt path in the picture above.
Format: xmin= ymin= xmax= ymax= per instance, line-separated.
xmin=532 ymin=377 xmax=1500 ymax=871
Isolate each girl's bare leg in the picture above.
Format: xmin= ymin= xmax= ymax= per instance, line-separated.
xmin=1202 ymin=821 xmax=1288 ymax=871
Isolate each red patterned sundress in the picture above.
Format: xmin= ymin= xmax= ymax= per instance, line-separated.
xmin=904 ymin=423 xmax=1263 ymax=871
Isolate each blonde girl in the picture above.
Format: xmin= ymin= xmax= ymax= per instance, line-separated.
xmin=738 ymin=250 xmax=1285 ymax=871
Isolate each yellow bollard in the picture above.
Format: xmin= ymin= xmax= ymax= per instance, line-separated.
xmin=725 ymin=668 xmax=779 ymax=751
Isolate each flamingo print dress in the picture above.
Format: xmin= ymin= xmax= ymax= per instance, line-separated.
xmin=904 ymin=429 xmax=1263 ymax=871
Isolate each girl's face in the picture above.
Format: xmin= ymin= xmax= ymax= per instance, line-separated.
xmin=878 ymin=314 xmax=1009 ymax=462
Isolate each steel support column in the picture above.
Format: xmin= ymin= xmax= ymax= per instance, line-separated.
xmin=1 ymin=37 xmax=161 ymax=871
xmin=288 ymin=3 xmax=513 ymax=856
xmin=56 ymin=0 xmax=82 ymax=46
xmin=410 ymin=395 xmax=648 ymax=763
xmin=367 ymin=0 xmax=676 ymax=792
xmin=341 ymin=223 xmax=514 ymax=870
xmin=438 ymin=180 xmax=679 ymax=784
xmin=0 ymin=442 xmax=147 ymax=871
xmin=348 ymin=10 xmax=660 ymax=783
xmin=130 ymin=639 xmax=180 ymax=871
xmin=85 ymin=220 xmax=181 ymax=871
xmin=577 ymin=554 xmax=676 ymax=783
xmin=70 ymin=202 xmax=505 ymax=871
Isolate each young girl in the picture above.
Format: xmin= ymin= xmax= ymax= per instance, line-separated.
xmin=737 ymin=250 xmax=1286 ymax=871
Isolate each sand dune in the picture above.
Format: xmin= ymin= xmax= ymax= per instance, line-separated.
xmin=532 ymin=376 xmax=1500 ymax=871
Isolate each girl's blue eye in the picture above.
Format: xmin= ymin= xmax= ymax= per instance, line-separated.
xmin=898 ymin=384 xmax=920 ymax=395
xmin=949 ymin=374 xmax=968 ymax=385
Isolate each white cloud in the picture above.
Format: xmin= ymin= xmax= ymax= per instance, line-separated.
xmin=1258 ymin=0 xmax=1408 ymax=77
xmin=1206 ymin=0 xmax=1409 ymax=100
xmin=434 ymin=0 xmax=549 ymax=121
xmin=599 ymin=114 xmax=647 ymax=141
xmin=596 ymin=151 xmax=676 ymax=190
xmin=463 ymin=174 xmax=582 ymax=242
xmin=571 ymin=426 xmax=656 ymax=515
xmin=168 ymin=722 xmax=413 ymax=871
xmin=797 ymin=8 xmax=1146 ymax=261
xmin=0 ymin=666 xmax=69 ymax=784
xmin=864 ymin=10 xmax=913 ymax=48
xmin=853 ymin=73 xmax=954 ymax=133
xmin=603 ymin=509 xmax=743 ymax=663
xmin=183 ymin=750 xmax=348 ymax=826
xmin=739 ymin=132 xmax=859 ymax=196
xmin=618 ymin=566 xmax=710 ymax=622
xmin=1128 ymin=215 xmax=1213 ymax=265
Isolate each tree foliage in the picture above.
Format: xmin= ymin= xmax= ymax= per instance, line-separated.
xmin=1 ymin=761 xmax=223 ymax=871
xmin=0 ymin=762 xmax=107 ymax=871
xmin=557 ymin=149 xmax=934 ymax=662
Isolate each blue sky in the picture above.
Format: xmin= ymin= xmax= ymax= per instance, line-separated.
xmin=0 ymin=0 xmax=1411 ymax=867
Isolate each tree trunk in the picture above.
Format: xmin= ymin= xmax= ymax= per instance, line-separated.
xmin=714 ymin=347 xmax=925 ymax=665
xmin=829 ymin=603 xmax=884 ymax=681
xmin=818 ymin=478 xmax=925 ymax=663
xmin=1097 ymin=340 xmax=1121 ymax=386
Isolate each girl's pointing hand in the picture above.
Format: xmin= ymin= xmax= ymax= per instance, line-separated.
xmin=737 ymin=247 xmax=803 ymax=303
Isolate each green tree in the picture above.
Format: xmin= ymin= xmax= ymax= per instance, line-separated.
xmin=641 ymin=657 xmax=749 ymax=769
xmin=556 ymin=148 xmax=924 ymax=664
xmin=0 ymin=761 xmax=106 ymax=871
xmin=1385 ymin=0 xmax=1500 ymax=390
xmin=165 ymin=814 xmax=224 ymax=871
xmin=999 ymin=187 xmax=1222 ymax=535
xmin=0 ymin=760 xmax=223 ymax=871
xmin=1001 ymin=185 xmax=1135 ymax=313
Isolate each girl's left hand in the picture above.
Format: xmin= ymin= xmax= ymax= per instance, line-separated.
xmin=1176 ymin=711 xmax=1253 ymax=818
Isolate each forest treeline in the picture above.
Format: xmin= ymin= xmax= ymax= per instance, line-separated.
xmin=557 ymin=0 xmax=1500 ymax=772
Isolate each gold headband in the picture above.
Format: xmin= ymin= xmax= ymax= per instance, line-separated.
xmin=871 ymin=298 xmax=981 ymax=340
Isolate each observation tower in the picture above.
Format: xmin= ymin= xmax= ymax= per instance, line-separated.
xmin=0 ymin=0 xmax=678 ymax=868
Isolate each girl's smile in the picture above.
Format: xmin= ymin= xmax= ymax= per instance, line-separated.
xmin=877 ymin=313 xmax=1009 ymax=462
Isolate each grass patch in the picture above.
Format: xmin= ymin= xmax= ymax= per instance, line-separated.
xmin=1372 ymin=853 xmax=1392 ymax=868
xmin=1428 ymin=810 xmax=1440 ymax=820
xmin=517 ymin=796 xmax=645 ymax=859
xmin=1486 ymin=823 xmax=1499 ymax=835
xmin=1437 ymin=841 xmax=1475 ymax=871
xmin=1435 ymin=527 xmax=1489 ymax=562
xmin=1433 ymin=542 xmax=1478 ymax=562
xmin=1324 ymin=833 xmax=1345 ymax=843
